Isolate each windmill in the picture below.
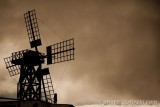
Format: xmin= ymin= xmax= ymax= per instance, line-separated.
xmin=3 ymin=10 xmax=75 ymax=104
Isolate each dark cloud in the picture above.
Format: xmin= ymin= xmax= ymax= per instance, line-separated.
xmin=0 ymin=0 xmax=159 ymax=105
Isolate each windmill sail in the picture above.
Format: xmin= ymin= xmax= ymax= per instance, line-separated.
xmin=24 ymin=10 xmax=42 ymax=48
xmin=47 ymin=38 xmax=75 ymax=64
xmin=4 ymin=56 xmax=20 ymax=77
xmin=41 ymin=74 xmax=54 ymax=103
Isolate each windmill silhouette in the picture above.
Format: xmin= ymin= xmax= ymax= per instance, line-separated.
xmin=4 ymin=10 xmax=75 ymax=104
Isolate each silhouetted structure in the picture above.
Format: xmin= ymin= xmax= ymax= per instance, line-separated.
xmin=3 ymin=10 xmax=75 ymax=106
xmin=54 ymin=93 xmax=57 ymax=104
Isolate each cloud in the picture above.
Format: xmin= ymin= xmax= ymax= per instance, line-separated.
xmin=0 ymin=0 xmax=159 ymax=105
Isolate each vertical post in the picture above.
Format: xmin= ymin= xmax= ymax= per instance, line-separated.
xmin=29 ymin=66 xmax=32 ymax=99
xmin=37 ymin=64 xmax=42 ymax=100
xmin=42 ymin=77 xmax=48 ymax=102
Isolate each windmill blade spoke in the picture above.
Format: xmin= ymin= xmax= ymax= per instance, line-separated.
xmin=42 ymin=73 xmax=54 ymax=103
xmin=4 ymin=49 xmax=29 ymax=77
xmin=4 ymin=57 xmax=20 ymax=77
xmin=24 ymin=9 xmax=42 ymax=48
xmin=46 ymin=38 xmax=75 ymax=65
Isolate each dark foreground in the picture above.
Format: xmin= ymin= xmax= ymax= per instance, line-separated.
xmin=0 ymin=100 xmax=74 ymax=107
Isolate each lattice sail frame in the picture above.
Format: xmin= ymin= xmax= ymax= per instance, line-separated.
xmin=4 ymin=57 xmax=20 ymax=77
xmin=41 ymin=74 xmax=54 ymax=103
xmin=12 ymin=49 xmax=29 ymax=62
xmin=47 ymin=38 xmax=75 ymax=64
xmin=24 ymin=10 xmax=42 ymax=48
xmin=4 ymin=49 xmax=29 ymax=77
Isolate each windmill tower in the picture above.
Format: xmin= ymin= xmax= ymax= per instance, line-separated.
xmin=3 ymin=10 xmax=75 ymax=104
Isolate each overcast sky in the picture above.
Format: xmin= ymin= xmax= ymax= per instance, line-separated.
xmin=0 ymin=0 xmax=159 ymax=106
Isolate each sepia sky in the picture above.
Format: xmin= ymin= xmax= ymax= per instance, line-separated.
xmin=0 ymin=0 xmax=159 ymax=106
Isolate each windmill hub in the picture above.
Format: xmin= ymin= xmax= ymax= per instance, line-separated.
xmin=12 ymin=50 xmax=44 ymax=66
